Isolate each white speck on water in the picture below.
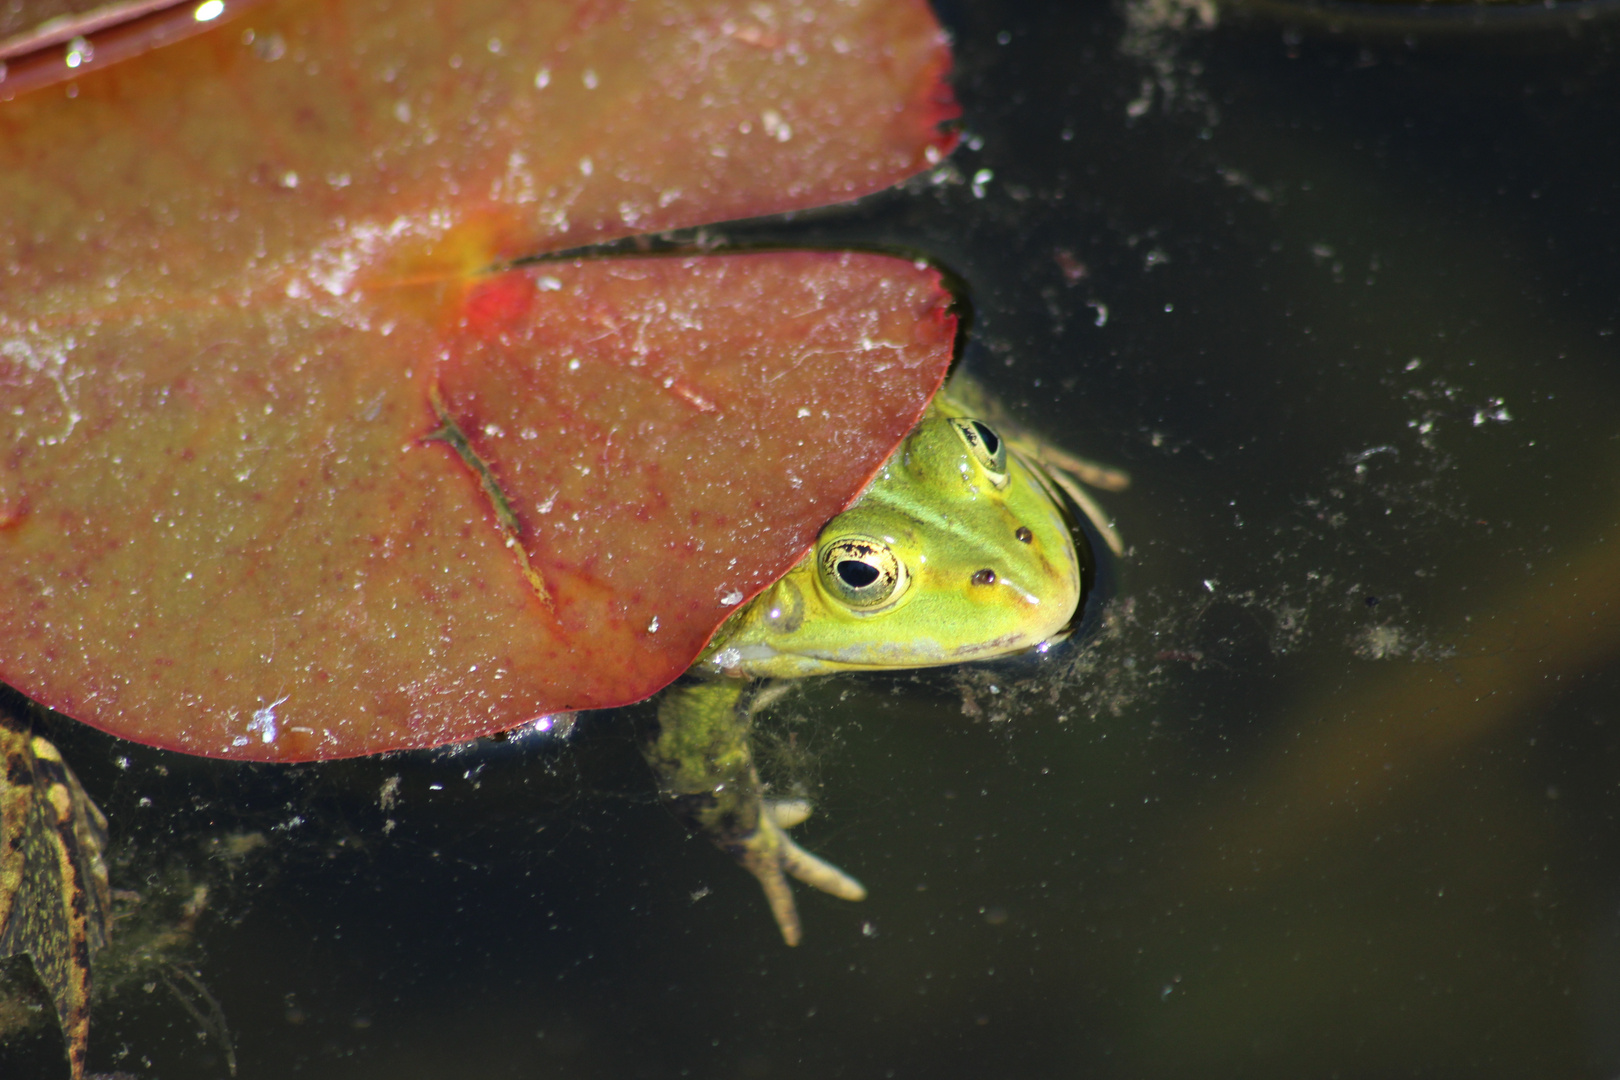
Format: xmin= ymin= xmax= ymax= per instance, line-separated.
xmin=579 ymin=157 xmax=593 ymax=176
xmin=534 ymin=66 xmax=550 ymax=89
xmin=582 ymin=68 xmax=598 ymax=89
xmin=1126 ymin=82 xmax=1153 ymax=119
xmin=1472 ymin=398 xmax=1511 ymax=426
xmin=64 ymin=37 xmax=91 ymax=68
xmin=971 ymin=168 xmax=993 ymax=199
xmin=536 ymin=276 xmax=562 ymax=291
xmin=568 ymin=358 xmax=581 ymax=371
xmin=647 ymin=616 xmax=660 ymax=633
xmin=1350 ymin=445 xmax=1398 ymax=465
xmin=720 ymin=590 xmax=744 ymax=606
xmin=394 ymin=100 xmax=411 ymax=123
xmin=1354 ymin=625 xmax=1409 ymax=660
xmin=797 ymin=407 xmax=811 ymax=418
xmin=194 ymin=0 xmax=225 ymax=21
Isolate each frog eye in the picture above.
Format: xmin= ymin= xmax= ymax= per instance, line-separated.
xmin=950 ymin=418 xmax=1009 ymax=488
xmin=817 ymin=535 xmax=908 ymax=610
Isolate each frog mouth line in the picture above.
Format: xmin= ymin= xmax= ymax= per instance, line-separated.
xmin=719 ymin=625 xmax=1065 ymax=674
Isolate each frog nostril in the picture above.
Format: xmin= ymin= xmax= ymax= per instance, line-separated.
xmin=1015 ymin=526 xmax=1033 ymax=544
xmin=971 ymin=568 xmax=997 ymax=586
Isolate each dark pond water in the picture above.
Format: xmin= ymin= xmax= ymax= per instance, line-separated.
xmin=15 ymin=0 xmax=1620 ymax=1075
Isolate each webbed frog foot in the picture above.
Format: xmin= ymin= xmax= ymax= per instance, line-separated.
xmin=733 ymin=798 xmax=865 ymax=947
xmin=646 ymin=679 xmax=868 ymax=945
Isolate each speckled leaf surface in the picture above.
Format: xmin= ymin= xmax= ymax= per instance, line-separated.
xmin=0 ymin=0 xmax=958 ymax=760
xmin=0 ymin=0 xmax=274 ymax=103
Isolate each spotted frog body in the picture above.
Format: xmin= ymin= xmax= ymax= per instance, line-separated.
xmin=645 ymin=386 xmax=1121 ymax=945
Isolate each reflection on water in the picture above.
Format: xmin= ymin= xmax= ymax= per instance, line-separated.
xmin=26 ymin=0 xmax=1620 ymax=1076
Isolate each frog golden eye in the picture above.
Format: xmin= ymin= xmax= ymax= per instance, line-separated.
xmin=817 ymin=535 xmax=908 ymax=610
xmin=950 ymin=418 xmax=1009 ymax=488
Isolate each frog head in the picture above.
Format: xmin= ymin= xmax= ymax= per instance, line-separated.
xmin=704 ymin=398 xmax=1083 ymax=679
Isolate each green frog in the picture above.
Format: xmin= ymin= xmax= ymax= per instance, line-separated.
xmin=643 ymin=386 xmax=1123 ymax=945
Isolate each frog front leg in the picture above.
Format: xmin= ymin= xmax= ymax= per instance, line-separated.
xmin=644 ymin=679 xmax=864 ymax=946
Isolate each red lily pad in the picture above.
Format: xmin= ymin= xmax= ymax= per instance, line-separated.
xmin=0 ymin=0 xmax=959 ymax=761
xmin=0 ymin=0 xmax=274 ymax=101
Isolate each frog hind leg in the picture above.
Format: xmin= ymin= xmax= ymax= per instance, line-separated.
xmin=645 ymin=680 xmax=863 ymax=946
xmin=0 ymin=712 xmax=111 ymax=1080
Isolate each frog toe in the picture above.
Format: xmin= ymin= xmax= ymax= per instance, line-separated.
xmin=762 ymin=801 xmax=866 ymax=901
xmin=733 ymin=814 xmax=805 ymax=946
xmin=763 ymin=796 xmax=812 ymax=828
xmin=737 ymin=806 xmax=866 ymax=946
xmin=778 ymin=830 xmax=866 ymax=903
